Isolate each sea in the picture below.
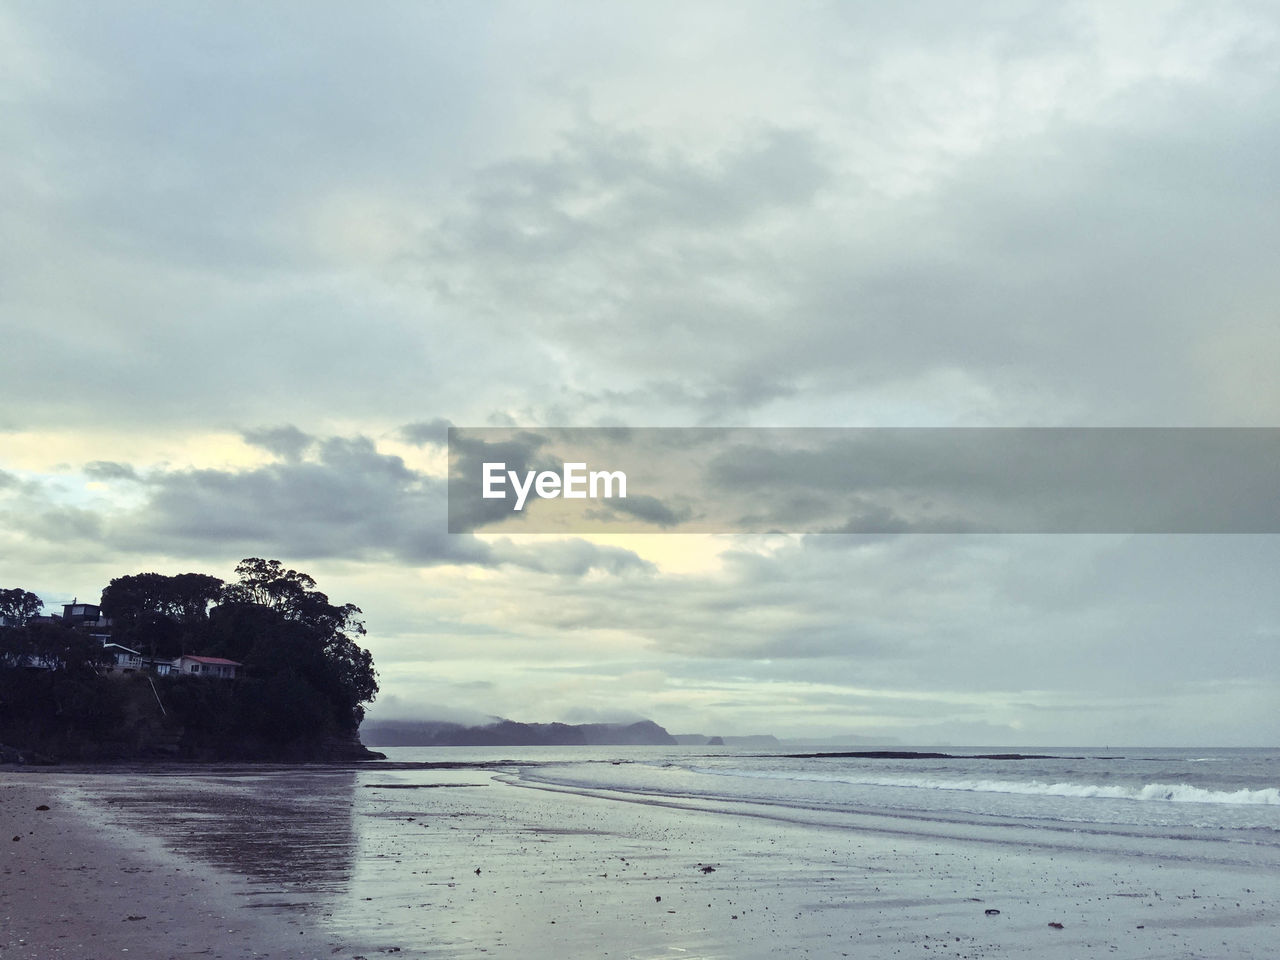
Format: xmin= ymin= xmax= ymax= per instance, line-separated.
xmin=337 ymin=747 xmax=1269 ymax=870
xmin=53 ymin=743 xmax=1280 ymax=957
xmin=60 ymin=743 xmax=1280 ymax=883
xmin=374 ymin=744 xmax=1280 ymax=866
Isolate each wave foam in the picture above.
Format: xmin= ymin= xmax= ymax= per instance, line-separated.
xmin=691 ymin=768 xmax=1280 ymax=805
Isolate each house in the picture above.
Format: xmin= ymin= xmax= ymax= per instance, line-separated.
xmin=142 ymin=656 xmax=178 ymax=677
xmin=101 ymin=643 xmax=143 ymax=674
xmin=62 ymin=602 xmax=101 ymax=625
xmin=62 ymin=602 xmax=113 ymax=642
xmin=175 ymin=655 xmax=241 ymax=679
xmin=93 ymin=644 xmax=241 ymax=679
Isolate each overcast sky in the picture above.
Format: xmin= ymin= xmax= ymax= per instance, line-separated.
xmin=3 ymin=1 xmax=1279 ymax=745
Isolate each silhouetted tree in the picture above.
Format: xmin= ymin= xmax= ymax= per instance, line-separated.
xmin=0 ymin=587 xmax=43 ymax=625
xmin=215 ymin=558 xmax=377 ymax=729
xmin=100 ymin=572 xmax=223 ymax=657
xmin=0 ymin=616 xmax=103 ymax=672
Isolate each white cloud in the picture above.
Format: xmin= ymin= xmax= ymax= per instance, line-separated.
xmin=3 ymin=2 xmax=1280 ymax=743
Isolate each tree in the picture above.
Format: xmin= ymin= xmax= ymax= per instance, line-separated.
xmin=100 ymin=572 xmax=224 ymax=658
xmin=219 ymin=559 xmax=321 ymax=619
xmin=215 ymin=559 xmax=377 ymax=729
xmin=0 ymin=616 xmax=101 ymax=672
xmin=166 ymin=573 xmax=226 ymax=624
xmin=0 ymin=588 xmax=43 ymax=626
xmin=100 ymin=572 xmax=224 ymax=625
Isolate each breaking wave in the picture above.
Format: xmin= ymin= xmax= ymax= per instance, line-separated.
xmin=690 ymin=768 xmax=1280 ymax=806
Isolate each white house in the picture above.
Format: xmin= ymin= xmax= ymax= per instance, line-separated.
xmin=175 ymin=655 xmax=241 ymax=679
xmin=101 ymin=643 xmax=142 ymax=674
xmin=142 ymin=656 xmax=178 ymax=677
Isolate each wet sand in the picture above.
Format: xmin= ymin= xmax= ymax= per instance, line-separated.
xmin=3 ymin=764 xmax=1278 ymax=959
xmin=1 ymin=775 xmax=353 ymax=959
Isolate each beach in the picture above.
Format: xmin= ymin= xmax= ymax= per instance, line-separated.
xmin=3 ymin=749 xmax=1278 ymax=959
xmin=1 ymin=776 xmax=343 ymax=959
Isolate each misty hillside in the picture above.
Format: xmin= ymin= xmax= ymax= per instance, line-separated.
xmin=361 ymin=718 xmax=676 ymax=747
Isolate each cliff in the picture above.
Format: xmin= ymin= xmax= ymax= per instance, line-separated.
xmin=0 ymin=672 xmax=383 ymax=763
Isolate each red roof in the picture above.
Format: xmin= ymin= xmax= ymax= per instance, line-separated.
xmin=185 ymin=655 xmax=242 ymax=666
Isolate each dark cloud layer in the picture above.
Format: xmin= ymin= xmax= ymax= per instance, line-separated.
xmin=130 ymin=436 xmax=649 ymax=576
xmin=242 ymin=425 xmax=315 ymax=462
xmin=399 ymin=419 xmax=454 ymax=447
xmin=83 ymin=461 xmax=141 ymax=482
xmin=6 ymin=430 xmax=650 ymax=578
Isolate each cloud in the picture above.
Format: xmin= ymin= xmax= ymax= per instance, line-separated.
xmin=446 ymin=429 xmax=555 ymax=532
xmin=6 ymin=3 xmax=1280 ymax=435
xmin=83 ymin=461 xmax=141 ymax=482
xmin=18 ymin=506 xmax=106 ymax=543
xmin=414 ymin=122 xmax=836 ymax=418
xmin=3 ymin=427 xmax=651 ymax=578
xmin=101 ymin=432 xmax=648 ymax=576
xmin=598 ymin=493 xmax=690 ymax=528
xmin=241 ymin=425 xmax=315 ymax=462
xmin=437 ymin=125 xmax=828 ymax=264
xmin=398 ymin=418 xmax=454 ymax=447
xmin=4 ymin=3 xmax=1280 ymax=744
xmin=488 ymin=538 xmax=651 ymax=578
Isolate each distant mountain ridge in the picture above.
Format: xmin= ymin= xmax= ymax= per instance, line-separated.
xmin=361 ymin=718 xmax=676 ymax=747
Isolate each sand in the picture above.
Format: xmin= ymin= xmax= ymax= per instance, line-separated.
xmin=0 ymin=776 xmax=353 ymax=959
xmin=3 ymin=764 xmax=1277 ymax=959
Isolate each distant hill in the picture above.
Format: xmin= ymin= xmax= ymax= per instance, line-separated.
xmin=361 ymin=718 xmax=676 ymax=747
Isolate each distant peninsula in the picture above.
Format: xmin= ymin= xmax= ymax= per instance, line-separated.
xmin=362 ymin=718 xmax=676 ymax=747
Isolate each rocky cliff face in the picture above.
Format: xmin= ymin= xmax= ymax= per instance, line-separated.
xmin=0 ymin=673 xmax=384 ymax=763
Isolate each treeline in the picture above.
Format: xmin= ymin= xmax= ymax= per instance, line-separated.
xmin=0 ymin=560 xmax=378 ymax=761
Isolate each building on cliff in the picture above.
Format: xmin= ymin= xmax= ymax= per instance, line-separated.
xmin=174 ymin=655 xmax=241 ymax=679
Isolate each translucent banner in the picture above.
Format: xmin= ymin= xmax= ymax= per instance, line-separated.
xmin=447 ymin=427 xmax=1280 ymax=534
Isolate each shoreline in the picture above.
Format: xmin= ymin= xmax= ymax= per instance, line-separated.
xmin=5 ymin=762 xmax=1278 ymax=959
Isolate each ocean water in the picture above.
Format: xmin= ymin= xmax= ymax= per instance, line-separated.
xmin=56 ymin=744 xmax=1280 ymax=957
xmin=381 ymin=744 xmax=1280 ymax=867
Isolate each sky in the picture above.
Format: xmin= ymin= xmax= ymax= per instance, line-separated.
xmin=3 ymin=1 xmax=1279 ymax=746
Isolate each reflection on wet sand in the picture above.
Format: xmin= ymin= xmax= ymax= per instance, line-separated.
xmin=78 ymin=766 xmax=360 ymax=907
xmin=39 ymin=759 xmax=1280 ymax=959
